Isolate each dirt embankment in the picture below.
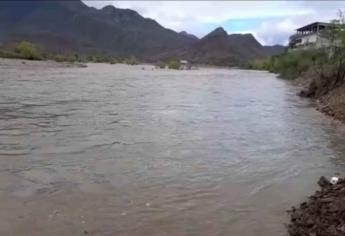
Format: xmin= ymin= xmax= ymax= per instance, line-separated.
xmin=297 ymin=68 xmax=345 ymax=124
xmin=288 ymin=176 xmax=345 ymax=236
xmin=317 ymin=86 xmax=345 ymax=122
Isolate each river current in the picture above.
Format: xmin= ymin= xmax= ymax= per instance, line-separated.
xmin=1 ymin=61 xmax=345 ymax=236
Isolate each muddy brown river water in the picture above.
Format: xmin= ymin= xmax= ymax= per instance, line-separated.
xmin=1 ymin=60 xmax=345 ymax=236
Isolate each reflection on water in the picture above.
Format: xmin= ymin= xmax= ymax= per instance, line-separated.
xmin=0 ymin=62 xmax=345 ymax=236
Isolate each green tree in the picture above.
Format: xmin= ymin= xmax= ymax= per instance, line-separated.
xmin=157 ymin=61 xmax=166 ymax=69
xmin=15 ymin=41 xmax=41 ymax=60
xmin=124 ymin=56 xmax=138 ymax=65
xmin=168 ymin=60 xmax=180 ymax=70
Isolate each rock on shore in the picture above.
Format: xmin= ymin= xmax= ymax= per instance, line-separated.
xmin=288 ymin=176 xmax=345 ymax=236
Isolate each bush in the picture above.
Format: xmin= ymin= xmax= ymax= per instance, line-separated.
xmin=0 ymin=48 xmax=18 ymax=59
xmin=15 ymin=41 xmax=42 ymax=60
xmin=109 ymin=58 xmax=118 ymax=64
xmin=66 ymin=54 xmax=79 ymax=63
xmin=270 ymin=50 xmax=327 ymax=79
xmin=53 ymin=54 xmax=66 ymax=62
xmin=53 ymin=54 xmax=75 ymax=62
xmin=247 ymin=58 xmax=271 ymax=70
xmin=249 ymin=50 xmax=328 ymax=80
xmin=156 ymin=61 xmax=166 ymax=69
xmin=167 ymin=60 xmax=180 ymax=70
xmin=124 ymin=56 xmax=138 ymax=65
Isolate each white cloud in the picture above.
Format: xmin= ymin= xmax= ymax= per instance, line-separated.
xmin=83 ymin=1 xmax=345 ymax=45
xmin=241 ymin=4 xmax=343 ymax=46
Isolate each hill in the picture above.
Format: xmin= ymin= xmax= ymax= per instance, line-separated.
xmin=0 ymin=0 xmax=196 ymax=58
xmin=183 ymin=27 xmax=285 ymax=66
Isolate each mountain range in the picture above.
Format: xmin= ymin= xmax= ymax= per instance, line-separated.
xmin=0 ymin=0 xmax=285 ymax=65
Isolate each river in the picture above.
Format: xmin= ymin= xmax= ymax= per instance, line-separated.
xmin=1 ymin=60 xmax=345 ymax=236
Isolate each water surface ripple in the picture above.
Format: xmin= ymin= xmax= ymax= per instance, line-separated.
xmin=1 ymin=62 xmax=345 ymax=236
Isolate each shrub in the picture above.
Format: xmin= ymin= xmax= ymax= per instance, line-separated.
xmin=156 ymin=61 xmax=166 ymax=69
xmin=109 ymin=58 xmax=119 ymax=64
xmin=269 ymin=50 xmax=327 ymax=79
xmin=167 ymin=60 xmax=180 ymax=70
xmin=249 ymin=50 xmax=328 ymax=80
xmin=247 ymin=58 xmax=271 ymax=70
xmin=124 ymin=56 xmax=138 ymax=65
xmin=51 ymin=54 xmax=79 ymax=63
xmin=94 ymin=55 xmax=106 ymax=63
xmin=15 ymin=41 xmax=42 ymax=60
xmin=66 ymin=54 xmax=78 ymax=63
xmin=0 ymin=48 xmax=18 ymax=59
xmin=53 ymin=54 xmax=66 ymax=62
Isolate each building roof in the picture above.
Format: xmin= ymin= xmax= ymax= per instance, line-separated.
xmin=296 ymin=22 xmax=330 ymax=32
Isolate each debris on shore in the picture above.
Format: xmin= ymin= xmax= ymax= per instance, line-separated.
xmin=288 ymin=176 xmax=345 ymax=236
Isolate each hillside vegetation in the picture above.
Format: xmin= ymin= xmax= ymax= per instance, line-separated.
xmin=250 ymin=12 xmax=345 ymax=123
xmin=248 ymin=50 xmax=328 ymax=79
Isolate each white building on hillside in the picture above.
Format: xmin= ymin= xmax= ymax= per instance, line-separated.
xmin=289 ymin=22 xmax=332 ymax=51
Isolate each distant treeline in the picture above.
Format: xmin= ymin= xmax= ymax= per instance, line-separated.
xmin=0 ymin=41 xmax=139 ymax=65
xmin=0 ymin=41 xmax=195 ymax=71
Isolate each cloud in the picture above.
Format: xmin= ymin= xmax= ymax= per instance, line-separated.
xmin=83 ymin=1 xmax=345 ymax=45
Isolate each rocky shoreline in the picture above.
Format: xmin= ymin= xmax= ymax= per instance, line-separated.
xmin=289 ymin=70 xmax=345 ymax=235
xmin=288 ymin=176 xmax=345 ymax=236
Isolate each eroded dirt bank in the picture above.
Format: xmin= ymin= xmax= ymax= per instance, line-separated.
xmin=296 ymin=69 xmax=345 ymax=124
xmin=317 ymin=85 xmax=345 ymax=123
xmin=278 ymin=68 xmax=345 ymax=235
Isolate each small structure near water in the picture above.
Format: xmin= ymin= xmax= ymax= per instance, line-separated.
xmin=155 ymin=59 xmax=194 ymax=70
xmin=179 ymin=60 xmax=192 ymax=70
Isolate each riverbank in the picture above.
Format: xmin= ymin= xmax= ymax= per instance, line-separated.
xmin=248 ymin=49 xmax=345 ymax=124
xmin=296 ymin=69 xmax=345 ymax=124
xmin=288 ymin=176 xmax=345 ymax=236
xmin=317 ymin=85 xmax=345 ymax=124
xmin=288 ymin=67 xmax=345 ymax=235
xmin=0 ymin=58 xmax=87 ymax=68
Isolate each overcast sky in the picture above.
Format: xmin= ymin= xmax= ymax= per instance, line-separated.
xmin=84 ymin=1 xmax=345 ymax=46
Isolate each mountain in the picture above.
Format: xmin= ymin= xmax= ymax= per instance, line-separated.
xmin=179 ymin=31 xmax=199 ymax=40
xmin=0 ymin=0 xmax=196 ymax=58
xmin=0 ymin=1 xmax=284 ymax=64
xmin=182 ymin=27 xmax=285 ymax=66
